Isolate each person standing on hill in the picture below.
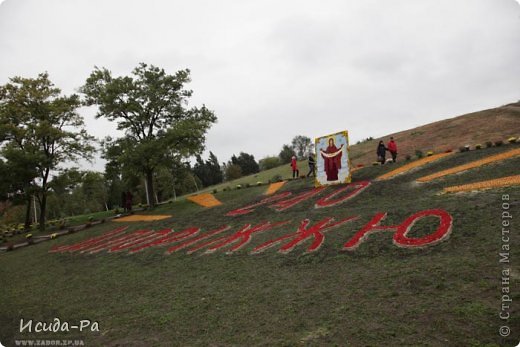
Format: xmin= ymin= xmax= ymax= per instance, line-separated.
xmin=125 ymin=191 xmax=133 ymax=212
xmin=377 ymin=141 xmax=387 ymax=165
xmin=307 ymin=153 xmax=316 ymax=177
xmin=121 ymin=191 xmax=127 ymax=212
xmin=387 ymin=137 xmax=398 ymax=163
xmin=291 ymin=156 xmax=299 ymax=179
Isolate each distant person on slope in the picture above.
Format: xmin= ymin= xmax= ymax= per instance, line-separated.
xmin=291 ymin=156 xmax=299 ymax=179
xmin=121 ymin=191 xmax=127 ymax=212
xmin=125 ymin=191 xmax=133 ymax=212
xmin=307 ymin=153 xmax=316 ymax=177
xmin=377 ymin=141 xmax=387 ymax=165
xmin=387 ymin=137 xmax=398 ymax=163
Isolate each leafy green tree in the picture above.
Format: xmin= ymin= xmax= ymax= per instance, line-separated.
xmin=259 ymin=156 xmax=281 ymax=171
xmin=0 ymin=73 xmax=95 ymax=231
xmin=81 ymin=63 xmax=216 ymax=207
xmin=279 ymin=144 xmax=296 ymax=164
xmin=230 ymin=152 xmax=259 ymax=175
xmin=193 ymin=151 xmax=223 ymax=187
xmin=0 ymin=148 xmax=39 ymax=229
xmin=207 ymin=152 xmax=223 ymax=185
xmin=225 ymin=164 xmax=242 ymax=181
xmin=291 ymin=135 xmax=312 ymax=159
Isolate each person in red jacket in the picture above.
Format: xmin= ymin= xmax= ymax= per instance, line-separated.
xmin=290 ymin=156 xmax=299 ymax=179
xmin=387 ymin=137 xmax=398 ymax=163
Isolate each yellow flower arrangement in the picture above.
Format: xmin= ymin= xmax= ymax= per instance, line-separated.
xmin=265 ymin=181 xmax=286 ymax=195
xmin=417 ymin=148 xmax=520 ymax=182
xmin=187 ymin=193 xmax=223 ymax=208
xmin=376 ymin=152 xmax=452 ymax=181
xmin=443 ymin=175 xmax=520 ymax=193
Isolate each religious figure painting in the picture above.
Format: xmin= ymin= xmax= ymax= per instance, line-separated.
xmin=315 ymin=131 xmax=351 ymax=187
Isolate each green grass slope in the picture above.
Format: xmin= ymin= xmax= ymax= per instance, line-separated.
xmin=349 ymin=103 xmax=520 ymax=166
xmin=0 ymin=143 xmax=519 ymax=346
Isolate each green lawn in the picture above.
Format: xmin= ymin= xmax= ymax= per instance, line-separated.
xmin=0 ymin=144 xmax=519 ymax=346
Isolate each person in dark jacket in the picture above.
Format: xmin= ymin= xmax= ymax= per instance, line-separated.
xmin=377 ymin=141 xmax=387 ymax=165
xmin=121 ymin=191 xmax=127 ymax=212
xmin=307 ymin=153 xmax=316 ymax=177
xmin=125 ymin=191 xmax=133 ymax=212
xmin=387 ymin=137 xmax=398 ymax=162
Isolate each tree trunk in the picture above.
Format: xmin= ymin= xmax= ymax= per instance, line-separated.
xmin=38 ymin=192 xmax=47 ymax=232
xmin=24 ymin=195 xmax=32 ymax=231
xmin=146 ymin=170 xmax=156 ymax=207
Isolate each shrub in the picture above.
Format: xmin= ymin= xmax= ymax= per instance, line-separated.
xmin=475 ymin=144 xmax=482 ymax=150
xmin=459 ymin=146 xmax=467 ymax=153
xmin=212 ymin=188 xmax=218 ymax=194
xmin=465 ymin=145 xmax=471 ymax=151
xmin=256 ymin=181 xmax=263 ymax=186
xmin=356 ymin=164 xmax=364 ymax=168
xmin=259 ymin=156 xmax=281 ymax=171
xmin=495 ymin=140 xmax=503 ymax=147
xmin=270 ymin=174 xmax=283 ymax=182
xmin=405 ymin=154 xmax=412 ymax=161
xmin=415 ymin=150 xmax=424 ymax=158
xmin=508 ymin=137 xmax=516 ymax=143
xmin=426 ymin=151 xmax=434 ymax=157
xmin=485 ymin=141 xmax=493 ymax=148
xmin=245 ymin=183 xmax=251 ymax=188
xmin=236 ymin=184 xmax=242 ymax=189
xmin=445 ymin=149 xmax=453 ymax=153
xmin=372 ymin=162 xmax=380 ymax=166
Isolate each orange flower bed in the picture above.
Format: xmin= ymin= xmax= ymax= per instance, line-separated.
xmin=376 ymin=152 xmax=453 ymax=181
xmin=265 ymin=181 xmax=286 ymax=195
xmin=418 ymin=148 xmax=520 ymax=182
xmin=443 ymin=175 xmax=520 ymax=193
xmin=187 ymin=193 xmax=223 ymax=207
xmin=114 ymin=215 xmax=172 ymax=222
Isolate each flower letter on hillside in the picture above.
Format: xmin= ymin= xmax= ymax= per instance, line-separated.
xmin=343 ymin=209 xmax=453 ymax=250
xmin=252 ymin=216 xmax=358 ymax=254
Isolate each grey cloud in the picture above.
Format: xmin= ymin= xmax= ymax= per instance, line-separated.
xmin=1 ymin=0 xmax=519 ymax=170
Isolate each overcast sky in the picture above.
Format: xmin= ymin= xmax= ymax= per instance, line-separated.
xmin=1 ymin=0 xmax=519 ymax=171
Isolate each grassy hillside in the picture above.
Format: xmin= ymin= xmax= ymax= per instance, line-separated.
xmin=0 ymin=142 xmax=518 ymax=346
xmin=349 ymin=103 xmax=520 ymax=165
xmin=192 ymin=103 xmax=519 ymax=196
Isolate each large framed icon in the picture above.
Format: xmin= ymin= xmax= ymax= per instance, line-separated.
xmin=315 ymin=130 xmax=352 ymax=187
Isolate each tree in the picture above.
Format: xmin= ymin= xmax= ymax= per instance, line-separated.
xmin=291 ymin=135 xmax=312 ymax=159
xmin=0 ymin=148 xmax=39 ymax=229
xmin=259 ymin=156 xmax=281 ymax=171
xmin=193 ymin=151 xmax=223 ymax=187
xmin=0 ymin=73 xmax=95 ymax=231
xmin=230 ymin=152 xmax=259 ymax=176
xmin=279 ymin=144 xmax=296 ymax=164
xmin=225 ymin=164 xmax=242 ymax=181
xmin=81 ymin=63 xmax=216 ymax=207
